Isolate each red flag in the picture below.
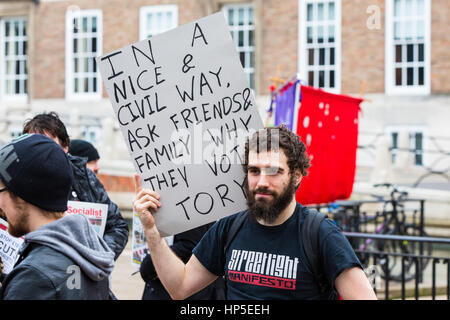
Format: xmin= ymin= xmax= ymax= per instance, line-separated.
xmin=295 ymin=86 xmax=362 ymax=205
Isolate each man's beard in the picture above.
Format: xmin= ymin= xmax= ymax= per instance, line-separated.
xmin=245 ymin=175 xmax=298 ymax=224
xmin=4 ymin=203 xmax=30 ymax=238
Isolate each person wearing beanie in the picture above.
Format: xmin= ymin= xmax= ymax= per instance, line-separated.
xmin=22 ymin=112 xmax=129 ymax=264
xmin=0 ymin=134 xmax=115 ymax=299
xmin=69 ymin=139 xmax=100 ymax=175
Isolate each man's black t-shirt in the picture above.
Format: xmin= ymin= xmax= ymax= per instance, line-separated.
xmin=192 ymin=203 xmax=362 ymax=300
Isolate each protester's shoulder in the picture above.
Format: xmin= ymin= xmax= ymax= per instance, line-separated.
xmin=215 ymin=209 xmax=249 ymax=231
xmin=23 ymin=243 xmax=73 ymax=267
xmin=68 ymin=153 xmax=88 ymax=170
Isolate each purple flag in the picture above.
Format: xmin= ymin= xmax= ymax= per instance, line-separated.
xmin=274 ymin=80 xmax=298 ymax=130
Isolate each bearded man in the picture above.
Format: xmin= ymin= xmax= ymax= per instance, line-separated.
xmin=132 ymin=125 xmax=377 ymax=300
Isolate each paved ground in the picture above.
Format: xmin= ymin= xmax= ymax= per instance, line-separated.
xmin=110 ymin=238 xmax=145 ymax=300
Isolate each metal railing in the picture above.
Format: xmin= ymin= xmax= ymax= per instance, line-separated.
xmin=344 ymin=232 xmax=450 ymax=300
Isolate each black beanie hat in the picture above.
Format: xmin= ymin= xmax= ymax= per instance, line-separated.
xmin=0 ymin=134 xmax=73 ymax=212
xmin=69 ymin=139 xmax=100 ymax=162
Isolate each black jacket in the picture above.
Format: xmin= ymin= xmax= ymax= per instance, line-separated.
xmin=0 ymin=215 xmax=114 ymax=300
xmin=140 ymin=223 xmax=226 ymax=300
xmin=68 ymin=154 xmax=129 ymax=260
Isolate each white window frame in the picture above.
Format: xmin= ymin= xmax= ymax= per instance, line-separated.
xmin=139 ymin=5 xmax=178 ymax=41
xmin=385 ymin=125 xmax=427 ymax=166
xmin=65 ymin=9 xmax=103 ymax=101
xmin=222 ymin=3 xmax=256 ymax=90
xmin=81 ymin=125 xmax=102 ymax=145
xmin=0 ymin=16 xmax=28 ymax=101
xmin=385 ymin=0 xmax=431 ymax=95
xmin=299 ymin=0 xmax=341 ymax=93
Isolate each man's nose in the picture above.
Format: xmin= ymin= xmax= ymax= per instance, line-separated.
xmin=256 ymin=172 xmax=270 ymax=188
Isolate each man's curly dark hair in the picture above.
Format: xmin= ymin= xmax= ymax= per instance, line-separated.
xmin=243 ymin=124 xmax=311 ymax=176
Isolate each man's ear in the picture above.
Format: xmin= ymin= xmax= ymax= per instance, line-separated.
xmin=294 ymin=170 xmax=303 ymax=189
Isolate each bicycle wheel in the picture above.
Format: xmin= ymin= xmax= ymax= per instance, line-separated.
xmin=401 ymin=225 xmax=432 ymax=282
xmin=378 ymin=226 xmax=432 ymax=282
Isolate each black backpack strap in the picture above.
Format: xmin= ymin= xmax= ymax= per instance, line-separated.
xmin=301 ymin=209 xmax=337 ymax=299
xmin=224 ymin=211 xmax=247 ymax=256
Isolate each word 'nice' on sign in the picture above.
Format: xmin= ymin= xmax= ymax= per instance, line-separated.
xmin=97 ymin=12 xmax=263 ymax=236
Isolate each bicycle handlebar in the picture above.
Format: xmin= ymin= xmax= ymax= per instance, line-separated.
xmin=372 ymin=183 xmax=408 ymax=201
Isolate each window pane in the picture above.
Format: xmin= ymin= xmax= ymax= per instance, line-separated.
xmin=83 ymin=58 xmax=89 ymax=72
xmin=319 ymin=48 xmax=325 ymax=65
xmin=307 ymin=4 xmax=314 ymax=21
xmin=249 ymin=30 xmax=254 ymax=46
xmin=238 ymin=8 xmax=244 ymax=25
xmin=405 ymin=0 xmax=413 ymax=16
xmin=407 ymin=67 xmax=414 ymax=85
xmin=395 ymin=45 xmax=402 ymax=62
xmin=319 ymin=71 xmax=325 ymax=87
xmin=82 ymin=17 xmax=88 ymax=32
xmin=249 ymin=73 xmax=254 ymax=89
xmin=329 ymin=70 xmax=335 ymax=88
xmin=418 ymin=43 xmax=424 ymax=61
xmin=418 ymin=67 xmax=424 ymax=85
xmin=238 ymin=30 xmax=244 ymax=46
xmin=308 ymin=49 xmax=314 ymax=65
xmin=417 ymin=0 xmax=424 ymax=15
xmin=417 ymin=20 xmax=424 ymax=39
xmin=239 ymin=52 xmax=245 ymax=67
xmin=407 ymin=44 xmax=414 ymax=62
xmin=249 ymin=8 xmax=254 ymax=25
xmin=328 ymin=2 xmax=335 ymax=20
xmin=396 ymin=68 xmax=402 ymax=85
xmin=328 ymin=25 xmax=335 ymax=42
xmin=92 ymin=17 xmax=97 ymax=33
xmin=307 ymin=27 xmax=313 ymax=43
xmin=317 ymin=3 xmax=324 ymax=21
xmin=74 ymin=58 xmax=78 ymax=72
xmin=228 ymin=9 xmax=234 ymax=25
xmin=317 ymin=26 xmax=324 ymax=43
xmin=308 ymin=71 xmax=314 ymax=86
xmin=92 ymin=38 xmax=97 ymax=52
xmin=5 ymin=21 xmax=10 ymax=36
xmin=14 ymin=21 xmax=19 ymax=36
xmin=6 ymin=80 xmax=12 ymax=94
xmin=394 ymin=0 xmax=402 ymax=17
xmin=330 ymin=47 xmax=335 ymax=65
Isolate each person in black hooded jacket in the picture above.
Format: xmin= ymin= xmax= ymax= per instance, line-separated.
xmin=0 ymin=134 xmax=114 ymax=300
xmin=22 ymin=112 xmax=129 ymax=261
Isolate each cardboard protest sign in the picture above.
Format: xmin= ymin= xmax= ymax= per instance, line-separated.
xmin=0 ymin=219 xmax=24 ymax=274
xmin=66 ymin=201 xmax=108 ymax=237
xmin=98 ymin=12 xmax=263 ymax=236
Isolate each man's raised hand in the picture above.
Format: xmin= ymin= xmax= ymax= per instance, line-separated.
xmin=133 ymin=173 xmax=162 ymax=231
